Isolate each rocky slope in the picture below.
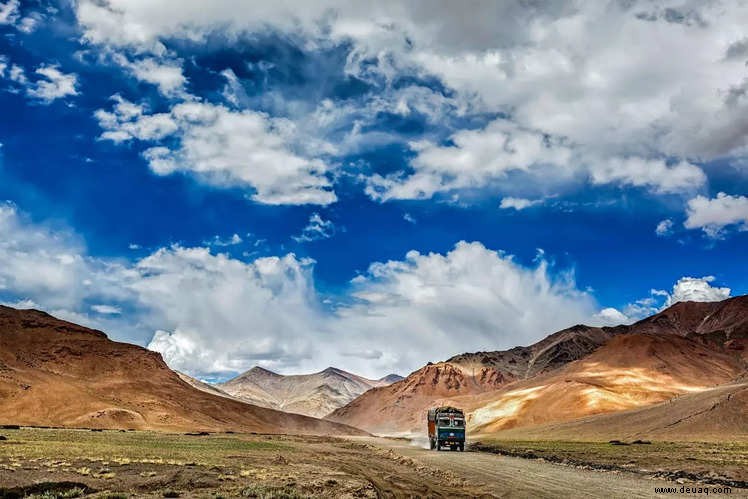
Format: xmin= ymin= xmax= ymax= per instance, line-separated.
xmin=0 ymin=306 xmax=364 ymax=435
xmin=219 ymin=366 xmax=402 ymax=418
xmin=328 ymin=296 xmax=748 ymax=435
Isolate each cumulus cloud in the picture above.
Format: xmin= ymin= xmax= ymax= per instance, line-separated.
xmin=0 ymin=59 xmax=78 ymax=104
xmin=96 ymin=98 xmax=337 ymax=205
xmin=25 ymin=65 xmax=79 ymax=103
xmin=660 ymin=276 xmax=731 ymax=307
xmin=592 ymin=307 xmax=630 ymax=326
xmin=684 ymin=192 xmax=748 ymax=238
xmin=293 ymin=213 xmax=335 ymax=242
xmin=500 ymin=197 xmax=543 ymax=210
xmin=0 ymin=202 xmax=124 ymax=310
xmin=0 ymin=201 xmax=608 ymax=378
xmin=136 ymin=248 xmax=323 ymax=375
xmin=74 ymin=1 xmax=748 ymax=204
xmin=123 ymin=57 xmax=187 ymax=97
xmin=367 ymin=119 xmax=705 ymax=201
xmin=336 ymin=242 xmax=597 ymax=373
xmin=91 ymin=304 xmax=122 ymax=315
xmin=367 ymin=120 xmax=574 ymax=201
xmin=612 ymin=276 xmax=732 ymax=323
xmin=655 ymin=219 xmax=674 ymax=237
xmin=0 ymin=0 xmax=18 ymax=25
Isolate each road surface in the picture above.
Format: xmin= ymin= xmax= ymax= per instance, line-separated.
xmin=357 ymin=437 xmax=746 ymax=498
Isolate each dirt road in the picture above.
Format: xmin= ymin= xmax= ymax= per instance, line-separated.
xmin=359 ymin=437 xmax=746 ymax=498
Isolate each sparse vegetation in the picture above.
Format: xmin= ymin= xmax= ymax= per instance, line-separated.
xmin=0 ymin=428 xmax=290 ymax=467
xmin=239 ymin=484 xmax=305 ymax=499
xmin=471 ymin=439 xmax=748 ymax=485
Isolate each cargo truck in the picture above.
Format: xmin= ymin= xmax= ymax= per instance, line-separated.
xmin=427 ymin=406 xmax=465 ymax=451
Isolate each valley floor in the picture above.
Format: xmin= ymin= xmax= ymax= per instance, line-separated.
xmin=0 ymin=428 xmax=745 ymax=498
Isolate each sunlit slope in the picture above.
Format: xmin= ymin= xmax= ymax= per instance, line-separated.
xmin=219 ymin=366 xmax=403 ymax=418
xmin=330 ymin=296 xmax=747 ymax=435
xmin=477 ymin=382 xmax=748 ymax=442
xmin=469 ymin=332 xmax=744 ymax=432
xmin=0 ymin=306 xmax=364 ymax=435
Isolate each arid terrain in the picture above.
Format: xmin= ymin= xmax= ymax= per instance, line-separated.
xmin=0 ymin=306 xmax=361 ymax=436
xmin=1 ymin=428 xmax=744 ymax=498
xmin=328 ymin=296 xmax=748 ymax=436
xmin=1 ymin=298 xmax=747 ymax=497
xmin=215 ymin=366 xmax=402 ymax=418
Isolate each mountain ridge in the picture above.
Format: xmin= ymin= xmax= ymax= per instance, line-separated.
xmin=328 ymin=295 xmax=748 ymax=435
xmin=218 ymin=364 xmax=403 ymax=418
xmin=0 ymin=305 xmax=364 ymax=435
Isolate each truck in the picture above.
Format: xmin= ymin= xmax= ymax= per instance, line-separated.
xmin=427 ymin=406 xmax=465 ymax=451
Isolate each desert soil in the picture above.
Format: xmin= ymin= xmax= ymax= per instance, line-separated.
xmin=1 ymin=428 xmax=745 ymax=498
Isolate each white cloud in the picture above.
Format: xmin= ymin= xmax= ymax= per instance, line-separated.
xmin=293 ymin=213 xmax=335 ymax=242
xmin=0 ymin=202 xmax=106 ymax=309
xmin=0 ymin=0 xmax=18 ymax=25
xmin=137 ymin=248 xmax=322 ymax=375
xmin=96 ymin=98 xmax=337 ymax=205
xmin=500 ymin=197 xmax=543 ymax=210
xmin=25 ymin=65 xmax=79 ymax=103
xmin=0 ymin=201 xmax=605 ymax=378
xmin=367 ymin=119 xmax=705 ymax=201
xmin=660 ymin=276 xmax=731 ymax=307
xmin=592 ymin=307 xmax=630 ymax=326
xmin=614 ymin=275 xmax=732 ymax=322
xmin=684 ymin=192 xmax=748 ymax=238
xmin=336 ymin=242 xmax=597 ymax=373
xmin=73 ymin=1 xmax=748 ymax=203
xmin=655 ymin=218 xmax=674 ymax=237
xmin=403 ymin=212 xmax=416 ymax=224
xmin=91 ymin=304 xmax=122 ymax=315
xmin=206 ymin=233 xmax=243 ymax=247
xmin=587 ymin=157 xmax=705 ymax=195
xmin=121 ymin=57 xmax=187 ymax=97
xmin=367 ymin=120 xmax=574 ymax=201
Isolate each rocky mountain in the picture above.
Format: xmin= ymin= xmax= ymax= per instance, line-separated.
xmin=218 ymin=366 xmax=403 ymax=418
xmin=485 ymin=381 xmax=748 ymax=442
xmin=328 ymin=296 xmax=748 ymax=435
xmin=0 ymin=305 xmax=363 ymax=435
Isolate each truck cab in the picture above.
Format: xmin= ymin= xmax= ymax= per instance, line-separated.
xmin=427 ymin=406 xmax=465 ymax=451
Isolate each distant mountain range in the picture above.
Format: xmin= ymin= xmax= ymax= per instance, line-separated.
xmin=327 ymin=296 xmax=748 ymax=438
xmin=1 ymin=296 xmax=746 ymax=443
xmin=213 ymin=366 xmax=402 ymax=418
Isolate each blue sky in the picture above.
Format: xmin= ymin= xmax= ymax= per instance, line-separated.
xmin=0 ymin=0 xmax=746 ymax=379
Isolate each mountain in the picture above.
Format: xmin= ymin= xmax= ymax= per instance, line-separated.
xmin=0 ymin=305 xmax=364 ymax=435
xmin=218 ymin=366 xmax=402 ymax=418
xmin=486 ymin=381 xmax=748 ymax=442
xmin=175 ymin=371 xmax=239 ymax=400
xmin=328 ymin=296 xmax=748 ymax=435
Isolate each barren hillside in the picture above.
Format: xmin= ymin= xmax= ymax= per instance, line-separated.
xmin=0 ymin=306 xmax=364 ymax=435
xmin=329 ymin=296 xmax=748 ymax=435
xmin=219 ymin=366 xmax=402 ymax=418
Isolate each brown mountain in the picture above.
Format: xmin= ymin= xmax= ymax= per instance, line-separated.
xmin=328 ymin=296 xmax=748 ymax=435
xmin=0 ymin=306 xmax=364 ymax=435
xmin=218 ymin=366 xmax=403 ymax=418
xmin=483 ymin=381 xmax=748 ymax=442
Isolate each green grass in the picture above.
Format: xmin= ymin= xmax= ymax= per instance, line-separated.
xmin=0 ymin=428 xmax=291 ymax=467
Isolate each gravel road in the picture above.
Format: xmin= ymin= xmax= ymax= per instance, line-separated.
xmin=360 ymin=437 xmax=747 ymax=498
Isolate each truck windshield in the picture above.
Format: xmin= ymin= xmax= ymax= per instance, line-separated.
xmin=438 ymin=419 xmax=450 ymax=426
xmin=452 ymin=419 xmax=464 ymax=427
